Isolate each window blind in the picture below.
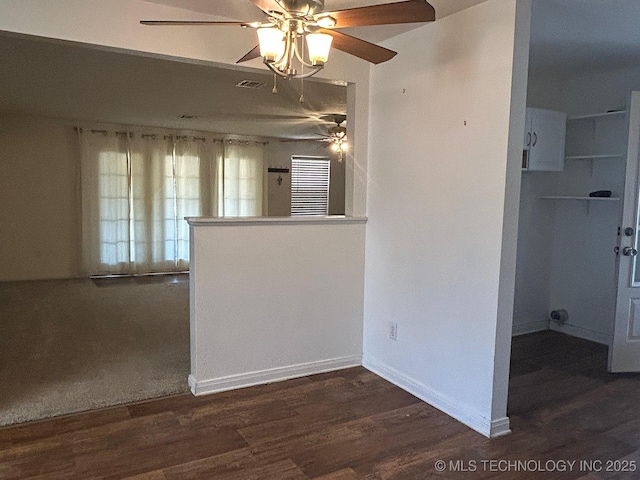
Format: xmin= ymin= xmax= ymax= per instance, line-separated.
xmin=291 ymin=156 xmax=330 ymax=216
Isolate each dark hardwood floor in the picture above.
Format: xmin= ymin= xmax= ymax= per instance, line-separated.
xmin=1 ymin=331 xmax=639 ymax=479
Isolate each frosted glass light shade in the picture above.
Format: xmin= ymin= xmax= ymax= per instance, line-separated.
xmin=306 ymin=33 xmax=333 ymax=65
xmin=258 ymin=28 xmax=285 ymax=62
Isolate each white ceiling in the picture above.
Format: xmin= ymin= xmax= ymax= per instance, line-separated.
xmin=144 ymin=0 xmax=486 ymax=31
xmin=2 ymin=0 xmax=490 ymax=139
xmin=3 ymin=0 xmax=640 ymax=137
xmin=141 ymin=0 xmax=640 ymax=76
xmin=142 ymin=0 xmax=489 ymax=42
xmin=142 ymin=0 xmax=487 ymax=20
xmin=529 ymin=0 xmax=640 ymax=75
xmin=0 ymin=33 xmax=347 ymax=138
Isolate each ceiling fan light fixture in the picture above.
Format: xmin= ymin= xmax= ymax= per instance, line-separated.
xmin=306 ymin=32 xmax=333 ymax=66
xmin=330 ymin=136 xmax=347 ymax=162
xmin=257 ymin=27 xmax=286 ymax=62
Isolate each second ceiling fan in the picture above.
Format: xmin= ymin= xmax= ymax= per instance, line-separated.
xmin=281 ymin=114 xmax=349 ymax=161
xmin=142 ymin=0 xmax=436 ymax=79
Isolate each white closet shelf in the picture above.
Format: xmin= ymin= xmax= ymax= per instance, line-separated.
xmin=567 ymin=111 xmax=627 ymax=121
xmin=565 ymin=154 xmax=624 ymax=160
xmin=539 ymin=196 xmax=620 ymax=201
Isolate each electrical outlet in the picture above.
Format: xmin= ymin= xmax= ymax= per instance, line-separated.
xmin=389 ymin=322 xmax=398 ymax=341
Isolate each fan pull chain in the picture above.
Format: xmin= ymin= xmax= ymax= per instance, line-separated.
xmin=299 ymin=40 xmax=305 ymax=103
xmin=272 ymin=74 xmax=278 ymax=94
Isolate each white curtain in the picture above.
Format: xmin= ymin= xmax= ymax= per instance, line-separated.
xmin=79 ymin=130 xmax=224 ymax=276
xmin=80 ymin=131 xmax=131 ymax=275
xmin=129 ymin=134 xmax=174 ymax=273
xmin=219 ymin=142 xmax=264 ymax=217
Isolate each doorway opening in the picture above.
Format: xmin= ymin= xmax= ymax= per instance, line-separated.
xmin=511 ymin=0 xmax=640 ymax=420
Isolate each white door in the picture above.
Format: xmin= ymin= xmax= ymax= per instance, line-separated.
xmin=611 ymin=91 xmax=640 ymax=372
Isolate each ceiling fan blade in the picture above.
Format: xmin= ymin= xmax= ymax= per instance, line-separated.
xmin=320 ymin=29 xmax=397 ymax=65
xmin=322 ymin=0 xmax=435 ymax=28
xmin=140 ymin=20 xmax=257 ymax=26
xmin=249 ymin=0 xmax=284 ymax=14
xmin=237 ymin=45 xmax=261 ymax=63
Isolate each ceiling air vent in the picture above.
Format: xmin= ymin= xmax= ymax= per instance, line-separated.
xmin=235 ymin=80 xmax=266 ymax=89
xmin=179 ymin=115 xmax=198 ymax=119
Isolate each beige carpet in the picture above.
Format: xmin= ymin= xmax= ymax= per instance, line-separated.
xmin=0 ymin=275 xmax=190 ymax=427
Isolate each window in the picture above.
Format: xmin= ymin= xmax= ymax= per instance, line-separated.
xmin=81 ymin=133 xmax=217 ymax=275
xmin=80 ymin=131 xmax=265 ymax=275
xmin=291 ymin=156 xmax=330 ymax=216
xmin=91 ymin=140 xmax=209 ymax=274
xmin=219 ymin=143 xmax=264 ymax=217
xmin=97 ymin=149 xmax=130 ymax=268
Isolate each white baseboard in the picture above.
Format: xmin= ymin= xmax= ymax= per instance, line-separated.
xmin=490 ymin=417 xmax=512 ymax=437
xmin=363 ymin=355 xmax=507 ymax=438
xmin=549 ymin=322 xmax=610 ymax=345
xmin=188 ymin=355 xmax=362 ymax=396
xmin=512 ymin=320 xmax=549 ymax=336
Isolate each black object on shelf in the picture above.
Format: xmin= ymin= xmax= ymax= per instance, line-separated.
xmin=589 ymin=190 xmax=612 ymax=198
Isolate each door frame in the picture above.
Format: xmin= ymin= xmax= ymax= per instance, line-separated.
xmin=610 ymin=91 xmax=640 ymax=372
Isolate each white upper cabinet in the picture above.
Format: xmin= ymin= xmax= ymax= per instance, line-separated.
xmin=523 ymin=108 xmax=567 ymax=172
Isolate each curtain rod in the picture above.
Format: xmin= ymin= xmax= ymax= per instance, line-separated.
xmin=75 ymin=127 xmax=269 ymax=145
xmin=223 ymin=139 xmax=269 ymax=146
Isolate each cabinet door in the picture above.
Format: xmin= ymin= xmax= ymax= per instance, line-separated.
xmin=528 ymin=108 xmax=566 ymax=172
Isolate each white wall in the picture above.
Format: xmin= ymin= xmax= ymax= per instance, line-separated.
xmin=527 ymin=73 xmax=568 ymax=111
xmin=564 ymin=66 xmax=640 ymax=117
xmin=0 ymin=113 xmax=81 ymax=281
xmin=264 ymin=141 xmax=345 ymax=217
xmin=512 ymin=171 xmax=557 ymax=334
xmin=511 ymin=74 xmax=565 ymax=334
xmin=363 ymin=0 xmax=529 ymax=437
xmin=188 ymin=218 xmax=366 ymax=394
xmin=547 ymin=112 xmax=625 ymax=344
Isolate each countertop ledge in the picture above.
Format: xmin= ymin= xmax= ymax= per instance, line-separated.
xmin=186 ymin=216 xmax=368 ymax=226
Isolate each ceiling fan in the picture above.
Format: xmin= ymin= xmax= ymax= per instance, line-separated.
xmin=281 ymin=114 xmax=349 ymax=161
xmin=141 ymin=0 xmax=436 ymax=80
